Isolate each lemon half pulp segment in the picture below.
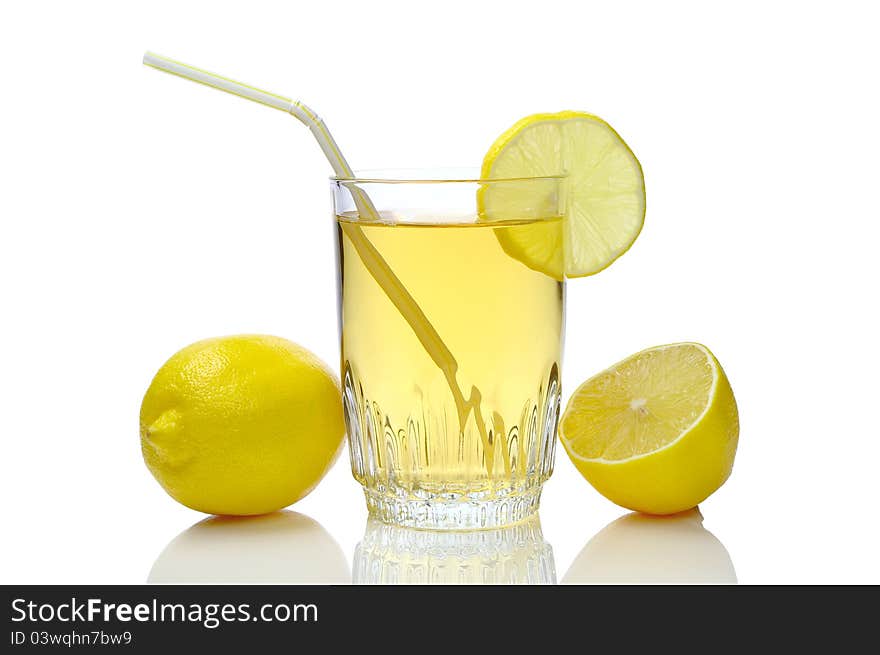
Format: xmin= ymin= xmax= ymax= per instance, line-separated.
xmin=560 ymin=343 xmax=739 ymax=515
xmin=479 ymin=111 xmax=646 ymax=278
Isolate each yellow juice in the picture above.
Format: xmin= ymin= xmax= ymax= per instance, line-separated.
xmin=337 ymin=213 xmax=564 ymax=528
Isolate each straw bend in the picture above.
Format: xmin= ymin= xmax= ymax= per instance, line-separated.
xmin=144 ymin=53 xmax=363 ymax=181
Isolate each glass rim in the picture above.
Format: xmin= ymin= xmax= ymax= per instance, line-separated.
xmin=330 ymin=167 xmax=566 ymax=184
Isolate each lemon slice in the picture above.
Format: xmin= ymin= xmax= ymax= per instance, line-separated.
xmin=480 ymin=111 xmax=645 ymax=278
xmin=560 ymin=343 xmax=739 ymax=515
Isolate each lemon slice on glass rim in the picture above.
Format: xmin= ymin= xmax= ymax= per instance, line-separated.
xmin=479 ymin=111 xmax=646 ymax=278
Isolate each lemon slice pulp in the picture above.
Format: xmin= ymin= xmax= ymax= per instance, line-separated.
xmin=480 ymin=111 xmax=645 ymax=278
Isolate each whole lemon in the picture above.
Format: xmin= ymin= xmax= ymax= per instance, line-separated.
xmin=140 ymin=335 xmax=344 ymax=515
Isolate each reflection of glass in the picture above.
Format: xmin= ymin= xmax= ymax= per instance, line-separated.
xmin=334 ymin=172 xmax=564 ymax=530
xmin=563 ymin=509 xmax=736 ymax=584
xmin=148 ymin=511 xmax=349 ymax=584
xmin=353 ymin=515 xmax=555 ymax=584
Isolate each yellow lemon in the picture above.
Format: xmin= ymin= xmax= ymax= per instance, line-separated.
xmin=140 ymin=335 xmax=344 ymax=515
xmin=480 ymin=111 xmax=645 ymax=278
xmin=560 ymin=343 xmax=739 ymax=514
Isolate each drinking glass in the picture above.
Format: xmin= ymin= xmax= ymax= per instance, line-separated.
xmin=333 ymin=169 xmax=565 ymax=529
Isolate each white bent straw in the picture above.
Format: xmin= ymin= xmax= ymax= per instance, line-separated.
xmin=142 ymin=52 xmax=489 ymax=447
xmin=144 ymin=53 xmax=352 ymax=179
xmin=143 ymin=52 xmax=377 ymax=218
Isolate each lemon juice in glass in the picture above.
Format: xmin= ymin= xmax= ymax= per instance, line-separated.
xmin=142 ymin=54 xmax=646 ymax=531
xmin=333 ymin=171 xmax=564 ymax=529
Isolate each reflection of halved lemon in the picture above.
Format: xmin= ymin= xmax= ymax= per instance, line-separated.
xmin=562 ymin=509 xmax=737 ymax=584
xmin=560 ymin=343 xmax=739 ymax=515
xmin=480 ymin=111 xmax=645 ymax=278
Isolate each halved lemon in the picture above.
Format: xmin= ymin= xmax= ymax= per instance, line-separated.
xmin=560 ymin=343 xmax=739 ymax=515
xmin=479 ymin=111 xmax=645 ymax=278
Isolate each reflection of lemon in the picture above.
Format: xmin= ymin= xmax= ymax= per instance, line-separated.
xmin=480 ymin=111 xmax=645 ymax=278
xmin=148 ymin=511 xmax=349 ymax=583
xmin=562 ymin=509 xmax=736 ymax=584
xmin=560 ymin=343 xmax=739 ymax=515
xmin=140 ymin=335 xmax=344 ymax=516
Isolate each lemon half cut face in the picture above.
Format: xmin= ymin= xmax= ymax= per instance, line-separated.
xmin=560 ymin=343 xmax=739 ymax=515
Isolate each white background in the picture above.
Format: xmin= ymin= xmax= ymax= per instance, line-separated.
xmin=1 ymin=0 xmax=878 ymax=584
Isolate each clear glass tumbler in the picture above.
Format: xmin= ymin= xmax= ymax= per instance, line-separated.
xmin=333 ymin=170 xmax=565 ymax=529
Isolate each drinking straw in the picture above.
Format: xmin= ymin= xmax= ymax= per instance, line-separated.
xmin=142 ymin=52 xmax=374 ymax=216
xmin=143 ymin=53 xmax=492 ymax=453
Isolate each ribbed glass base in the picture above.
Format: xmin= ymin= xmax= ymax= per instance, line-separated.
xmin=363 ymin=485 xmax=542 ymax=530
